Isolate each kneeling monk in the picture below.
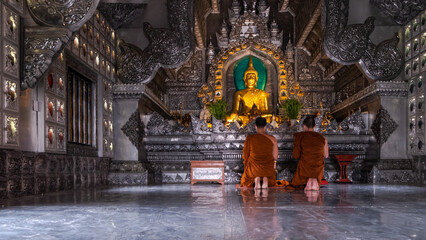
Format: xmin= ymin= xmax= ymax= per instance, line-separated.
xmin=240 ymin=117 xmax=278 ymax=189
xmin=289 ymin=116 xmax=329 ymax=191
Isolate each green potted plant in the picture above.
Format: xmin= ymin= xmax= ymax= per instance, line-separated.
xmin=280 ymin=99 xmax=302 ymax=125
xmin=208 ymin=100 xmax=228 ymax=120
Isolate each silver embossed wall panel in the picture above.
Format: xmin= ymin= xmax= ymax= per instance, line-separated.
xmin=0 ymin=0 xmax=20 ymax=148
xmin=23 ymin=0 xmax=100 ymax=90
xmin=0 ymin=150 xmax=109 ymax=199
xmin=44 ymin=53 xmax=67 ymax=153
xmin=407 ymin=10 xmax=426 ymax=155
xmin=42 ymin=10 xmax=117 ymax=154
xmin=297 ymin=49 xmax=334 ymax=114
xmin=103 ymin=78 xmax=114 ymax=157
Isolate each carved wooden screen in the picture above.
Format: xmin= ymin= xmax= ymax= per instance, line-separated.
xmin=67 ymin=68 xmax=93 ymax=145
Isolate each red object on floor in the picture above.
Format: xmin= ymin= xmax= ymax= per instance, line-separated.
xmin=335 ymin=154 xmax=357 ymax=183
xmin=320 ymin=179 xmax=328 ymax=185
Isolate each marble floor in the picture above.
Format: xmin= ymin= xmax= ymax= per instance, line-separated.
xmin=0 ymin=184 xmax=425 ymax=240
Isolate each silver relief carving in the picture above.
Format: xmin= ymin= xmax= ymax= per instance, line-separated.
xmin=191 ymin=114 xmax=210 ymax=134
xmin=146 ymin=112 xmax=190 ymax=136
xmin=370 ymin=0 xmax=426 ymax=25
xmin=223 ymin=0 xmax=281 ymax=49
xmin=4 ymin=44 xmax=18 ymax=75
xmin=177 ymin=50 xmax=203 ymax=82
xmin=26 ymin=0 xmax=100 ymax=32
xmin=371 ymin=106 xmax=399 ymax=145
xmin=360 ymin=35 xmax=404 ymax=81
xmin=121 ymin=110 xmax=143 ymax=148
xmin=97 ymin=3 xmax=145 ymax=29
xmin=117 ymin=0 xmax=194 ymax=84
xmin=339 ymin=110 xmax=367 ymax=134
xmin=322 ymin=0 xmax=403 ymax=81
xmin=23 ymin=0 xmax=98 ymax=89
xmin=225 ymin=171 xmax=242 ymax=184
xmin=369 ymin=166 xmax=416 ymax=184
xmin=168 ymin=92 xmax=200 ymax=111
xmin=331 ymin=81 xmax=407 ymax=114
xmin=23 ymin=27 xmax=72 ymax=89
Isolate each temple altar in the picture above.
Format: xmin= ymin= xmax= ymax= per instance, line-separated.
xmin=140 ymin=112 xmax=371 ymax=184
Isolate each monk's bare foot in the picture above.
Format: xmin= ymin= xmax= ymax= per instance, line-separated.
xmin=254 ymin=177 xmax=261 ymax=189
xmin=305 ymin=178 xmax=313 ymax=191
xmin=305 ymin=178 xmax=319 ymax=191
xmin=312 ymin=178 xmax=319 ymax=191
xmin=262 ymin=177 xmax=269 ymax=189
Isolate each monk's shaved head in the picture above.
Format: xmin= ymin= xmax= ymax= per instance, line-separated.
xmin=303 ymin=116 xmax=315 ymax=129
xmin=255 ymin=117 xmax=267 ymax=127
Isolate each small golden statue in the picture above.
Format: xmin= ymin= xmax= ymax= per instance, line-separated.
xmin=248 ymin=104 xmax=262 ymax=122
xmin=199 ymin=104 xmax=211 ymax=123
xmin=227 ymin=56 xmax=270 ymax=124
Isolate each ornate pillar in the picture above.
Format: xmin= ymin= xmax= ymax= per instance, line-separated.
xmin=367 ymin=81 xmax=416 ymax=184
xmin=371 ymin=82 xmax=408 ymax=159
xmin=112 ymin=85 xmax=143 ymax=161
xmin=109 ymin=84 xmax=147 ymax=185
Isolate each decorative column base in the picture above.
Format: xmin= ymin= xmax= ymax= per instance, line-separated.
xmin=108 ymin=160 xmax=148 ymax=185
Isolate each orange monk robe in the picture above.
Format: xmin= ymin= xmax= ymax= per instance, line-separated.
xmin=240 ymin=134 xmax=277 ymax=187
xmin=290 ymin=132 xmax=325 ymax=189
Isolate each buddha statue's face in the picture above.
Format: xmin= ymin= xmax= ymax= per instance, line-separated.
xmin=245 ymin=72 xmax=257 ymax=88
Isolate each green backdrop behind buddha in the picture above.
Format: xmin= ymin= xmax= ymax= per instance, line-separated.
xmin=227 ymin=56 xmax=270 ymax=124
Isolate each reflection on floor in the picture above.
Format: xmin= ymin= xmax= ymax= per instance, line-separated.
xmin=1 ymin=184 xmax=425 ymax=239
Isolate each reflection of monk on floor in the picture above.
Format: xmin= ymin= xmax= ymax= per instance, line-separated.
xmin=288 ymin=116 xmax=329 ymax=191
xmin=240 ymin=117 xmax=278 ymax=189
xmin=240 ymin=188 xmax=283 ymax=239
xmin=288 ymin=191 xmax=330 ymax=239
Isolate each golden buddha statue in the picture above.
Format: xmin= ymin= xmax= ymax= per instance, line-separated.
xmin=227 ymin=56 xmax=270 ymax=124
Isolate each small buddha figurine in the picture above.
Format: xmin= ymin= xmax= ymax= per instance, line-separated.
xmin=249 ymin=104 xmax=262 ymax=122
xmin=227 ymin=56 xmax=269 ymax=121
xmin=270 ymin=115 xmax=279 ymax=128
xmin=199 ymin=104 xmax=211 ymax=123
